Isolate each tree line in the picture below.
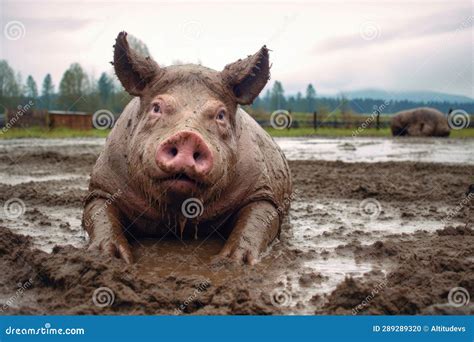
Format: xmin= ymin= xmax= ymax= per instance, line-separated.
xmin=0 ymin=59 xmax=131 ymax=114
xmin=253 ymin=81 xmax=474 ymax=115
xmin=1 ymin=59 xmax=473 ymax=117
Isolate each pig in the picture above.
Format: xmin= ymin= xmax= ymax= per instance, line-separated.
xmin=82 ymin=32 xmax=292 ymax=265
xmin=390 ymin=107 xmax=450 ymax=137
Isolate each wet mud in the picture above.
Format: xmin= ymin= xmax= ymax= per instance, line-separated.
xmin=0 ymin=139 xmax=472 ymax=314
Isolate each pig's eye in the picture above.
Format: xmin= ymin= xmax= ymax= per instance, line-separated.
xmin=216 ymin=110 xmax=226 ymax=121
xmin=152 ymin=103 xmax=161 ymax=114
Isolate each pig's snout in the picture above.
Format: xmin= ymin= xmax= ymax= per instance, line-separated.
xmin=155 ymin=131 xmax=213 ymax=177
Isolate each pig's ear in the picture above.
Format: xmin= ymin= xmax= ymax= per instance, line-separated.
xmin=221 ymin=46 xmax=270 ymax=105
xmin=112 ymin=32 xmax=160 ymax=96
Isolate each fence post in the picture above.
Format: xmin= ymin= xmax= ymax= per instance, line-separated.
xmin=376 ymin=110 xmax=380 ymax=130
xmin=287 ymin=109 xmax=292 ymax=130
xmin=313 ymin=111 xmax=317 ymax=131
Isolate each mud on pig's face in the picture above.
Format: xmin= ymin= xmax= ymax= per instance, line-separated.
xmin=112 ymin=32 xmax=270 ymax=203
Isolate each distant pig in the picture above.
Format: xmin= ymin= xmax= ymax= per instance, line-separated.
xmin=390 ymin=107 xmax=450 ymax=137
xmin=83 ymin=32 xmax=292 ymax=265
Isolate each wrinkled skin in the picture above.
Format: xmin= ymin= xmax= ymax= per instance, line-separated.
xmin=390 ymin=107 xmax=450 ymax=137
xmin=83 ymin=32 xmax=292 ymax=265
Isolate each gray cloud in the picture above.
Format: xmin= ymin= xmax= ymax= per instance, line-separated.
xmin=316 ymin=6 xmax=472 ymax=52
xmin=0 ymin=1 xmax=472 ymax=98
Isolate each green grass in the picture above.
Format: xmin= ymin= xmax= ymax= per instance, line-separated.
xmin=265 ymin=127 xmax=392 ymax=137
xmin=0 ymin=127 xmax=111 ymax=139
xmin=265 ymin=127 xmax=474 ymax=138
xmin=1 ymin=126 xmax=473 ymax=139
xmin=449 ymin=128 xmax=474 ymax=138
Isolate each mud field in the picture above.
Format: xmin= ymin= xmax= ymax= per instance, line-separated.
xmin=0 ymin=137 xmax=473 ymax=315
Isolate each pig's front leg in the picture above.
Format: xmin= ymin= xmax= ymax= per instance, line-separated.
xmin=217 ymin=201 xmax=280 ymax=265
xmin=83 ymin=198 xmax=133 ymax=263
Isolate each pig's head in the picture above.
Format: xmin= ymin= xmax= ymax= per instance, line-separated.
xmin=112 ymin=32 xmax=270 ymax=205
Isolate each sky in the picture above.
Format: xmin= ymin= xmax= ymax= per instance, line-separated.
xmin=0 ymin=0 xmax=472 ymax=98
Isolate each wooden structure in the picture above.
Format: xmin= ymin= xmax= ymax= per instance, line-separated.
xmin=6 ymin=108 xmax=48 ymax=128
xmin=48 ymin=111 xmax=93 ymax=130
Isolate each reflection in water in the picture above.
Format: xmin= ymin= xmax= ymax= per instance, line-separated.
xmin=277 ymin=137 xmax=474 ymax=164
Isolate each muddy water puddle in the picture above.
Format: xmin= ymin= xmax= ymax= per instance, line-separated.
xmin=278 ymin=137 xmax=474 ymax=164
xmin=1 ymin=137 xmax=473 ymax=165
xmin=0 ymin=173 xmax=87 ymax=186
xmin=1 ymin=194 xmax=464 ymax=313
xmin=0 ymin=138 xmax=472 ymax=314
xmin=2 ymin=206 xmax=86 ymax=252
xmin=158 ymin=195 xmax=454 ymax=312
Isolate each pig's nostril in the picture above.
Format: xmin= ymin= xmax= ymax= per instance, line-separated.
xmin=157 ymin=132 xmax=213 ymax=174
xmin=170 ymin=147 xmax=178 ymax=157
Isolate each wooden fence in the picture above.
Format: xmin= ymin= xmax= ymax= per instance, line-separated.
xmin=255 ymin=110 xmax=474 ymax=129
xmin=256 ymin=111 xmax=390 ymax=130
xmin=257 ymin=119 xmax=391 ymax=129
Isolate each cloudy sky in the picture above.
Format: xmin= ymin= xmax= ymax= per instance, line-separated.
xmin=0 ymin=0 xmax=472 ymax=98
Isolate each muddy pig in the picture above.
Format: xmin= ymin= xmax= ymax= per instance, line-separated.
xmin=390 ymin=107 xmax=450 ymax=137
xmin=83 ymin=32 xmax=292 ymax=265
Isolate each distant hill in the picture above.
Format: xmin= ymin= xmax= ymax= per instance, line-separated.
xmin=339 ymin=89 xmax=473 ymax=104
